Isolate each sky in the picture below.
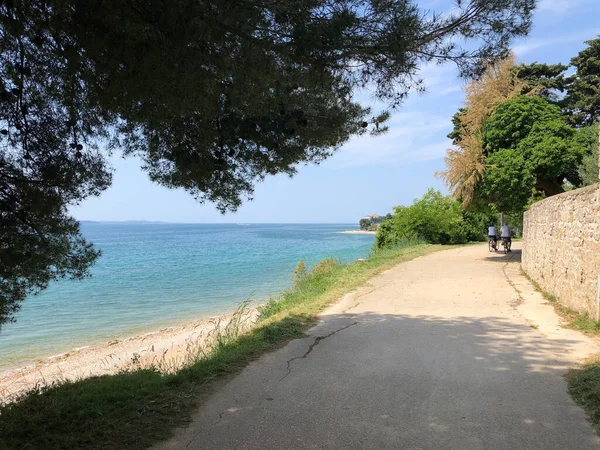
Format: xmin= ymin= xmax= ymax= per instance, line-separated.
xmin=70 ymin=0 xmax=600 ymax=224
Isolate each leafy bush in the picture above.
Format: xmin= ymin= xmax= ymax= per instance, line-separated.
xmin=309 ymin=258 xmax=339 ymax=277
xmin=292 ymin=259 xmax=307 ymax=286
xmin=375 ymin=189 xmax=493 ymax=250
xmin=576 ymin=123 xmax=599 ymax=186
xmin=359 ymin=218 xmax=372 ymax=231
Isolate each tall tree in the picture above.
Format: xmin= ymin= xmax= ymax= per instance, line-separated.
xmin=575 ymin=124 xmax=599 ymax=186
xmin=0 ymin=0 xmax=536 ymax=326
xmin=477 ymin=96 xmax=584 ymax=211
xmin=564 ymin=36 xmax=600 ymax=126
xmin=438 ymin=54 xmax=526 ymax=207
xmin=564 ymin=37 xmax=600 ymax=184
xmin=514 ymin=62 xmax=568 ymax=99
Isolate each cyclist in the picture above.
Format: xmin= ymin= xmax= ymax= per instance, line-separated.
xmin=488 ymin=223 xmax=497 ymax=250
xmin=500 ymin=223 xmax=512 ymax=252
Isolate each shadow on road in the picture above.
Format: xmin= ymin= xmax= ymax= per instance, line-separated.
xmin=176 ymin=309 xmax=598 ymax=450
xmin=483 ymin=248 xmax=522 ymax=263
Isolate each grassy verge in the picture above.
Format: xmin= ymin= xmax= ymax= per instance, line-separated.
xmin=520 ymin=269 xmax=600 ymax=433
xmin=567 ymin=357 xmax=600 ymax=434
xmin=520 ymin=269 xmax=600 ymax=335
xmin=0 ymin=240 xmax=443 ymax=450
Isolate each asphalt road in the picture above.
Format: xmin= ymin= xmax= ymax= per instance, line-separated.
xmin=156 ymin=243 xmax=600 ymax=450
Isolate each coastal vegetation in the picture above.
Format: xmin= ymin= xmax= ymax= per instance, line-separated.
xmin=439 ymin=37 xmax=600 ymax=215
xmin=568 ymin=359 xmax=600 ymax=435
xmin=375 ymin=189 xmax=493 ymax=249
xmin=0 ymin=1 xmax=536 ymax=325
xmin=0 ymin=240 xmax=441 ymax=450
xmin=359 ymin=214 xmax=391 ymax=231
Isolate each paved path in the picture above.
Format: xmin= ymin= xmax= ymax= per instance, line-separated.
xmin=157 ymin=244 xmax=600 ymax=450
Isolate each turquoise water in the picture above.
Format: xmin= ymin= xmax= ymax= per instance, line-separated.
xmin=0 ymin=223 xmax=374 ymax=369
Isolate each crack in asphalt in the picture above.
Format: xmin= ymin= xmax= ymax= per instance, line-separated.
xmin=500 ymin=251 xmax=522 ymax=307
xmin=278 ymin=321 xmax=358 ymax=383
xmin=186 ymin=321 xmax=358 ymax=447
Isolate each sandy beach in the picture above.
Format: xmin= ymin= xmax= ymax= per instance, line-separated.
xmin=339 ymin=230 xmax=377 ymax=235
xmin=0 ymin=308 xmax=259 ymax=404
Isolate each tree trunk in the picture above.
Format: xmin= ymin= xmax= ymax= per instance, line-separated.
xmin=535 ymin=178 xmax=565 ymax=197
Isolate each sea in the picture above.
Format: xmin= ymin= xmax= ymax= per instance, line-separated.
xmin=0 ymin=223 xmax=374 ymax=370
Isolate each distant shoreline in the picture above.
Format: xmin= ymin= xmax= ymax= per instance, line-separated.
xmin=339 ymin=230 xmax=377 ymax=235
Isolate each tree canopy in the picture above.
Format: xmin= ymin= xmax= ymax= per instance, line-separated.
xmin=575 ymin=123 xmax=600 ymax=185
xmin=0 ymin=0 xmax=536 ymax=326
xmin=565 ymin=36 xmax=600 ymax=126
xmin=440 ymin=36 xmax=600 ymax=213
xmin=438 ymin=54 xmax=526 ymax=206
xmin=479 ymin=96 xmax=585 ymax=210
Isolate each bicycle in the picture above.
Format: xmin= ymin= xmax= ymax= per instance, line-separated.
xmin=488 ymin=236 xmax=498 ymax=252
xmin=501 ymin=237 xmax=511 ymax=254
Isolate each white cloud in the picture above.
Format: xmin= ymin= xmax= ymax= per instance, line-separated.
xmin=352 ymin=60 xmax=463 ymax=112
xmin=413 ymin=61 xmax=463 ymax=99
xmin=538 ymin=0 xmax=593 ymax=14
xmin=325 ymin=111 xmax=451 ymax=168
xmin=513 ymin=28 xmax=600 ymax=56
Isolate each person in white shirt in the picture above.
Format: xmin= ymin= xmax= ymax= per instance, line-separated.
xmin=488 ymin=223 xmax=497 ymax=247
xmin=500 ymin=223 xmax=512 ymax=252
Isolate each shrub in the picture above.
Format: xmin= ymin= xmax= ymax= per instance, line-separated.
xmin=310 ymin=258 xmax=339 ymax=277
xmin=375 ymin=189 xmax=493 ymax=249
xmin=359 ymin=218 xmax=371 ymax=231
xmin=292 ymin=259 xmax=307 ymax=286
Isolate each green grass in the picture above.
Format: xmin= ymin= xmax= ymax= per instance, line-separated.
xmin=520 ymin=268 xmax=600 ymax=335
xmin=519 ymin=271 xmax=600 ymax=434
xmin=0 ymin=239 xmax=442 ymax=450
xmin=568 ymin=358 xmax=600 ymax=434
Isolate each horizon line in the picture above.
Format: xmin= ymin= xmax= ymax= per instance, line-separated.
xmin=79 ymin=220 xmax=362 ymax=225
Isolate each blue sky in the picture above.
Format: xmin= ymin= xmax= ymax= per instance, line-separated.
xmin=71 ymin=0 xmax=600 ymax=224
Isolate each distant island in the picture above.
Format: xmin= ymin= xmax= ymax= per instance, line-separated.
xmin=359 ymin=213 xmax=392 ymax=232
xmin=339 ymin=213 xmax=392 ymax=234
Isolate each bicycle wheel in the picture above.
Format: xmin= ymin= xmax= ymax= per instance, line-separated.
xmin=488 ymin=240 xmax=494 ymax=252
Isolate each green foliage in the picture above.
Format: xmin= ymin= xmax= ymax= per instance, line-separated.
xmin=564 ymin=36 xmax=600 ymax=126
xmin=359 ymin=214 xmax=389 ymax=231
xmin=518 ymin=120 xmax=584 ymax=183
xmin=309 ymin=258 xmax=339 ymax=278
xmin=477 ymin=96 xmax=585 ymax=210
xmin=479 ymin=149 xmax=535 ymax=212
xmin=375 ymin=189 xmax=492 ymax=249
xmin=503 ymin=210 xmax=524 ymax=237
xmin=292 ymin=259 xmax=308 ymax=286
xmin=461 ymin=210 xmax=497 ymax=242
xmin=482 ymin=96 xmax=563 ymax=152
xmin=445 ymin=38 xmax=600 ymax=214
xmin=359 ymin=218 xmax=372 ymax=231
xmin=514 ymin=62 xmax=568 ymax=98
xmin=0 ymin=0 xmax=536 ymax=326
xmin=447 ymin=107 xmax=467 ymax=144
xmin=567 ymin=359 xmax=600 ymax=435
xmin=576 ymin=124 xmax=600 ymax=186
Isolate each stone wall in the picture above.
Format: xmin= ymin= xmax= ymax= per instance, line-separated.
xmin=522 ymin=184 xmax=600 ymax=316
